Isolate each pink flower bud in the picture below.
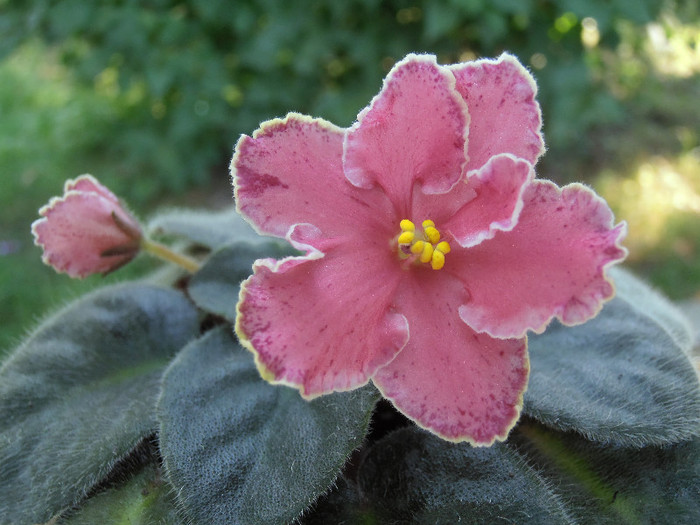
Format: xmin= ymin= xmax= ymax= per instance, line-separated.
xmin=32 ymin=175 xmax=142 ymax=278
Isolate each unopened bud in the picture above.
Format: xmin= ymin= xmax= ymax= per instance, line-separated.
xmin=32 ymin=175 xmax=142 ymax=278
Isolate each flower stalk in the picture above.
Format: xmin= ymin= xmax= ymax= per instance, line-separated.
xmin=140 ymin=237 xmax=201 ymax=273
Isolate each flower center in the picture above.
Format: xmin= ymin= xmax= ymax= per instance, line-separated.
xmin=397 ymin=219 xmax=451 ymax=270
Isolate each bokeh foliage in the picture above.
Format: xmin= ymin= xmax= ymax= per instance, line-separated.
xmin=0 ymin=0 xmax=671 ymax=200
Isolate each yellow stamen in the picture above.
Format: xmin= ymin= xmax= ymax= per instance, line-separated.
xmin=400 ymin=219 xmax=415 ymax=232
xmin=397 ymin=218 xmax=451 ymax=270
xmin=436 ymin=241 xmax=451 ymax=254
xmin=410 ymin=240 xmax=425 ymax=254
xmin=424 ymin=226 xmax=441 ymax=244
xmin=398 ymin=231 xmax=415 ymax=245
xmin=431 ymin=250 xmax=446 ymax=270
xmin=419 ymin=242 xmax=434 ymax=263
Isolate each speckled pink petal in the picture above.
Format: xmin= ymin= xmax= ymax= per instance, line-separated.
xmin=414 ymin=154 xmax=533 ymax=248
xmin=32 ymin=191 xmax=140 ymax=278
xmin=233 ymin=113 xmax=392 ymax=243
xmin=344 ymin=54 xmax=469 ymax=212
xmin=454 ymin=180 xmax=628 ymax=339
xmin=450 ymin=53 xmax=545 ymax=174
xmin=64 ymin=174 xmax=119 ymax=202
xmin=236 ymin=230 xmax=408 ymax=399
xmin=372 ymin=270 xmax=529 ymax=445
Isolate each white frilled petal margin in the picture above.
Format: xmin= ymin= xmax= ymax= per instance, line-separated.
xmin=372 ymin=268 xmax=529 ymax=446
xmin=232 ymin=113 xmax=393 ymax=244
xmin=412 ymin=153 xmax=535 ymax=249
xmin=449 ymin=52 xmax=546 ymax=174
xmin=452 ymin=180 xmax=628 ymax=340
xmin=343 ymin=53 xmax=470 ymax=214
xmin=235 ymin=222 xmax=409 ymax=399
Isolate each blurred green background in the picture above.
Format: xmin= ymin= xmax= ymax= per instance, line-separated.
xmin=1 ymin=0 xmax=699 ymax=356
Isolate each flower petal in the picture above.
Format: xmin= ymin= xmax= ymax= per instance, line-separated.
xmin=372 ymin=271 xmax=529 ymax=445
xmin=236 ymin=228 xmax=408 ymax=398
xmin=414 ymin=154 xmax=534 ymax=248
xmin=344 ymin=54 xmax=469 ymax=212
xmin=232 ymin=113 xmax=392 ymax=243
xmin=64 ymin=174 xmax=119 ymax=202
xmin=31 ymin=191 xmax=137 ymax=278
xmin=454 ymin=180 xmax=628 ymax=338
xmin=449 ymin=53 xmax=545 ymax=174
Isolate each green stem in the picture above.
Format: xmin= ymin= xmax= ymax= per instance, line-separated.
xmin=140 ymin=238 xmax=201 ymax=273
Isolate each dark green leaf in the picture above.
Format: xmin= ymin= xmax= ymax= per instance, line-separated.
xmin=147 ymin=207 xmax=266 ymax=250
xmin=309 ymin=423 xmax=700 ymax=524
xmin=0 ymin=284 xmax=199 ymax=525
xmin=524 ymin=268 xmax=700 ymax=446
xmin=518 ymin=421 xmax=700 ymax=524
xmin=357 ymin=427 xmax=574 ymax=524
xmin=299 ymin=476 xmax=377 ymax=525
xmin=189 ymin=242 xmax=295 ymax=322
xmin=57 ymin=462 xmax=182 ymax=525
xmin=157 ymin=326 xmax=380 ymax=525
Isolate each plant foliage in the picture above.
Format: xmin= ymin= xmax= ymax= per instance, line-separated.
xmin=0 ymin=208 xmax=697 ymax=523
xmin=0 ymin=0 xmax=665 ymax=199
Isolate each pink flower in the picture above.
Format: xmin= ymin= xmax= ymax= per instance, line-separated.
xmin=231 ymin=53 xmax=627 ymax=445
xmin=32 ymin=175 xmax=142 ymax=278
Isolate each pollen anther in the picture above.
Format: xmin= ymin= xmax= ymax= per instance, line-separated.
xmin=420 ymin=242 xmax=434 ymax=263
xmin=398 ymin=231 xmax=415 ymax=245
xmin=431 ymin=250 xmax=446 ymax=270
xmin=436 ymin=241 xmax=451 ymax=254
xmin=397 ymin=218 xmax=450 ymax=270
xmin=410 ymin=240 xmax=425 ymax=254
xmin=400 ymin=219 xmax=415 ymax=232
xmin=424 ymin=226 xmax=440 ymax=244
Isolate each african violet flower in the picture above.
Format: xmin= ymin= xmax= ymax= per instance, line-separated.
xmin=232 ymin=53 xmax=627 ymax=445
xmin=32 ymin=175 xmax=142 ymax=278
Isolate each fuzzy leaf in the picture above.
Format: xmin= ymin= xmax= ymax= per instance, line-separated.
xmin=0 ymin=284 xmax=199 ymax=525
xmin=189 ymin=242 xmax=295 ymax=321
xmin=524 ymin=268 xmax=700 ymax=446
xmin=157 ymin=326 xmax=380 ymax=525
xmin=679 ymin=299 xmax=700 ymax=362
xmin=518 ymin=422 xmax=700 ymax=524
xmin=306 ymin=424 xmax=700 ymax=524
xmin=147 ymin=207 xmax=265 ymax=249
xmin=57 ymin=462 xmax=181 ymax=525
xmin=299 ymin=477 xmax=376 ymax=525
xmin=611 ymin=267 xmax=694 ymax=352
xmin=356 ymin=427 xmax=574 ymax=524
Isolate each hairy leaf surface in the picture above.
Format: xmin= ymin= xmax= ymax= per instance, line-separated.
xmin=157 ymin=326 xmax=379 ymax=525
xmin=0 ymin=284 xmax=198 ymax=525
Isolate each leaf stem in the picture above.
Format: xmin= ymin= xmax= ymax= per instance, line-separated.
xmin=140 ymin=238 xmax=201 ymax=273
